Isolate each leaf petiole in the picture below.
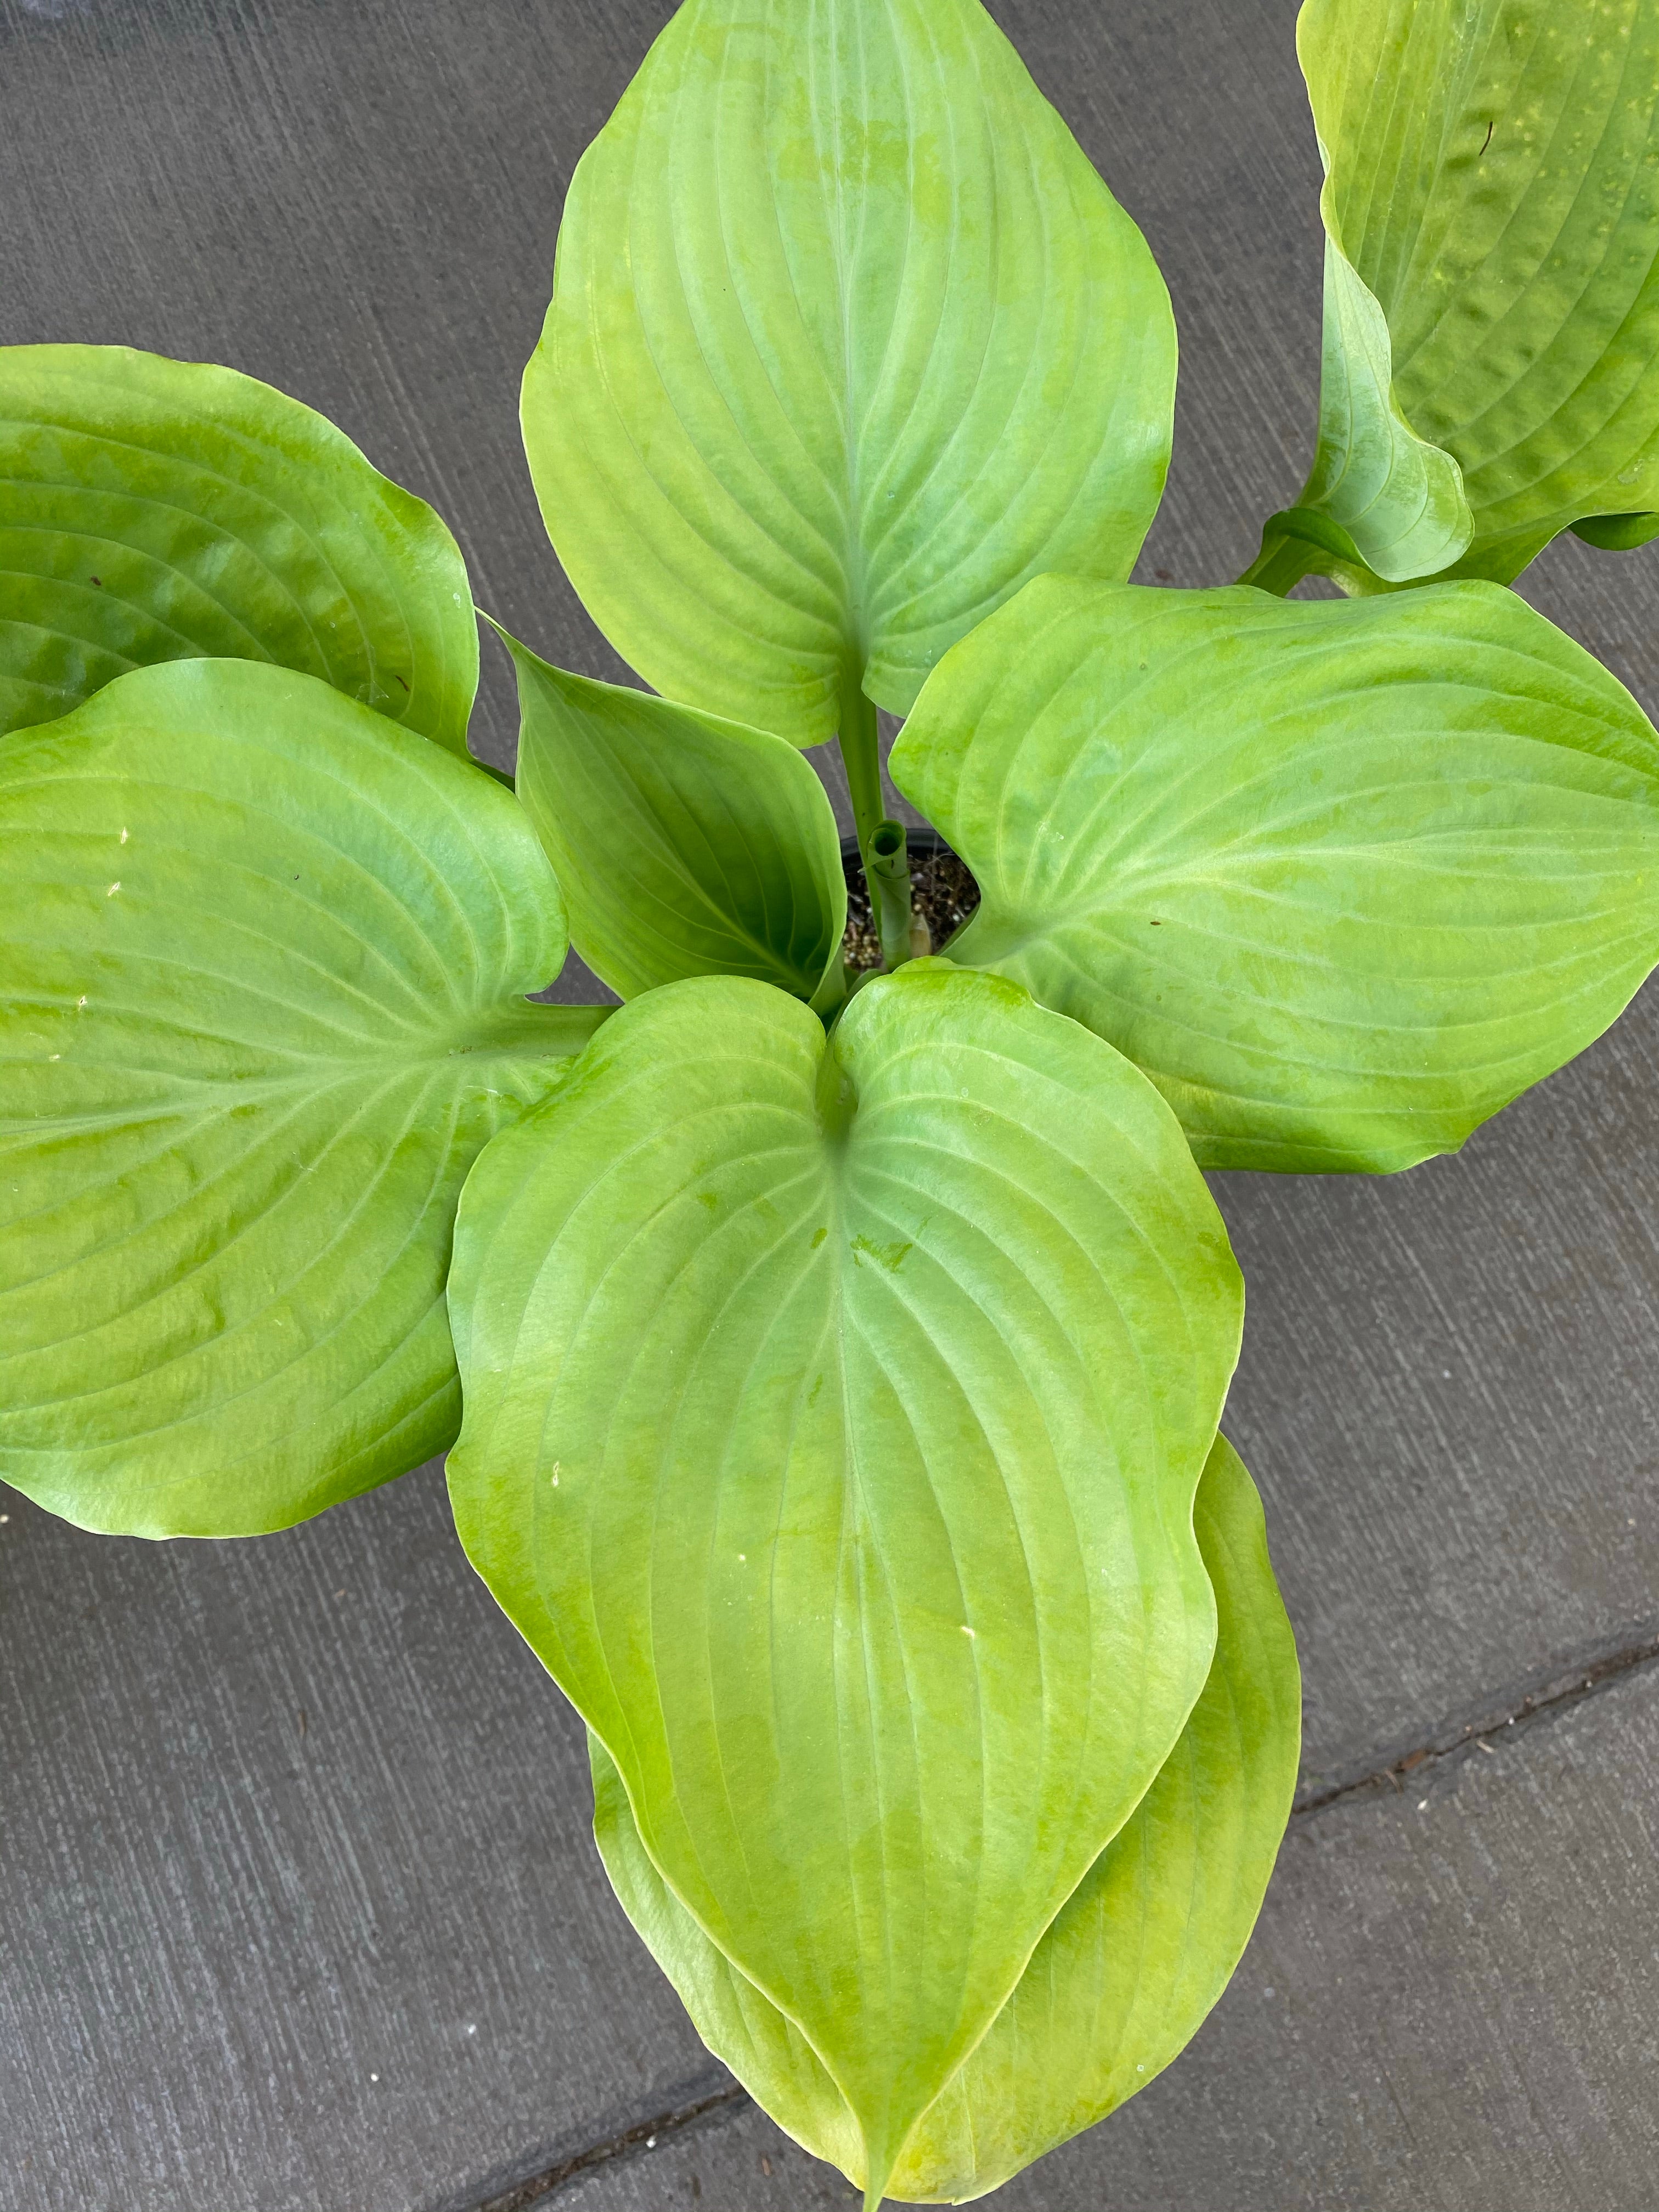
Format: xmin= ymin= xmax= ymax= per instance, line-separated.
xmin=838 ymin=673 xmax=884 ymax=862
xmin=866 ymin=820 xmax=915 ymax=972
xmin=1235 ymin=521 xmax=1317 ymax=596
xmin=1235 ymin=505 xmax=1370 ymax=595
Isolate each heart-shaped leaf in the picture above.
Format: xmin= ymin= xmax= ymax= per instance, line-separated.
xmin=522 ymin=0 xmax=1174 ymax=747
xmin=447 ymin=962 xmax=1241 ymax=2202
xmin=592 ymin=1430 xmax=1300 ymax=2204
xmin=1251 ymin=0 xmax=1659 ymax=591
xmin=499 ymin=623 xmax=847 ymax=1005
xmin=894 ymin=576 xmax=1659 ymax=1174
xmin=0 ymin=658 xmax=602 ymax=1538
xmin=0 ymin=345 xmax=478 ymax=750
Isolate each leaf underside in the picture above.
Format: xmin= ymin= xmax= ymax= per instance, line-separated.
xmin=1280 ymin=0 xmax=1659 ymax=590
xmin=894 ymin=575 xmax=1659 ymax=1173
xmin=592 ymin=1430 xmax=1300 ymax=2204
xmin=447 ymin=962 xmax=1242 ymax=2197
xmin=500 ymin=623 xmax=847 ymax=1003
xmin=0 ymin=344 xmax=479 ymax=750
xmin=0 ymin=657 xmax=598 ymax=1537
xmin=522 ymin=0 xmax=1175 ymax=745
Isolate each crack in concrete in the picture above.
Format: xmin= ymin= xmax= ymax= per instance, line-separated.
xmin=1294 ymin=1622 xmax=1659 ymax=1818
xmin=469 ymin=2084 xmax=750 ymax=2210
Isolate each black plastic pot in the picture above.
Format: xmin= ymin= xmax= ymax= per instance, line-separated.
xmin=838 ymin=826 xmax=979 ymax=969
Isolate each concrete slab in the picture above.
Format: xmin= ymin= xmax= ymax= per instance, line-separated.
xmin=0 ymin=1470 xmax=725 ymax=2212
xmin=3 ymin=1 xmax=1659 ymax=2208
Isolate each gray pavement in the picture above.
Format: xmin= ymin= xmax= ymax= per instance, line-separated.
xmin=3 ymin=2 xmax=1658 ymax=2208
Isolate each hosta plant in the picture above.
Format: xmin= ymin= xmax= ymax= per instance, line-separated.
xmin=5 ymin=0 xmax=1659 ymax=2202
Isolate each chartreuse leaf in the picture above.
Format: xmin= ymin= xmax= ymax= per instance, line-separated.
xmin=522 ymin=0 xmax=1174 ymax=748
xmin=447 ymin=962 xmax=1241 ymax=2204
xmin=591 ymin=1431 xmax=1299 ymax=2204
xmin=497 ymin=623 xmax=847 ymax=1006
xmin=0 ymin=658 xmax=603 ymax=1538
xmin=0 ymin=345 xmax=478 ymax=749
xmin=1250 ymin=0 xmax=1659 ymax=593
xmin=894 ymin=577 xmax=1659 ymax=1175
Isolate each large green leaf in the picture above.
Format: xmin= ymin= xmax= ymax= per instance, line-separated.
xmin=0 ymin=345 xmax=478 ymax=750
xmin=1251 ymin=0 xmax=1659 ymax=592
xmin=894 ymin=576 xmax=1659 ymax=1175
xmin=499 ymin=623 xmax=847 ymax=1005
xmin=522 ymin=0 xmax=1174 ymax=747
xmin=447 ymin=962 xmax=1241 ymax=2203
xmin=592 ymin=1431 xmax=1300 ymax=2205
xmin=0 ymin=658 xmax=602 ymax=1538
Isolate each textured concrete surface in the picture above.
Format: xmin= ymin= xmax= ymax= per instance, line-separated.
xmin=3 ymin=1 xmax=1658 ymax=2207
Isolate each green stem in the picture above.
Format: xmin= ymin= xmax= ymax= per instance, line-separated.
xmin=838 ymin=670 xmax=883 ymax=862
xmin=867 ymin=819 xmax=914 ymax=973
xmin=1236 ymin=522 xmax=1319 ymax=596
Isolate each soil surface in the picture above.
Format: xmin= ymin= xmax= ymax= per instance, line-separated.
xmin=840 ymin=836 xmax=981 ymax=972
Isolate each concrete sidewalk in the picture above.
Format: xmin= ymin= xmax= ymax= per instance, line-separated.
xmin=3 ymin=2 xmax=1657 ymax=2207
